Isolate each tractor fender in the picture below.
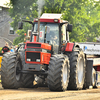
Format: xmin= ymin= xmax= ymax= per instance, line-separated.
xmin=64 ymin=42 xmax=80 ymax=52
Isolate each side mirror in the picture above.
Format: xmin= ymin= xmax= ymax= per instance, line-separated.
xmin=66 ymin=24 xmax=72 ymax=32
xmin=18 ymin=22 xmax=23 ymax=29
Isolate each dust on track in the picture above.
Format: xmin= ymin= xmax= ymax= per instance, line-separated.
xmin=0 ymin=83 xmax=100 ymax=100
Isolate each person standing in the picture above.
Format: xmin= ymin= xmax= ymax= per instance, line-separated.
xmin=10 ymin=46 xmax=14 ymax=52
xmin=2 ymin=43 xmax=10 ymax=53
xmin=14 ymin=45 xmax=18 ymax=52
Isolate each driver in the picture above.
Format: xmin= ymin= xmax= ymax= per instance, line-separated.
xmin=46 ymin=26 xmax=57 ymax=44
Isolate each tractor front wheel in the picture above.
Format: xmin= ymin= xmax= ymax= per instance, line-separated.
xmin=47 ymin=55 xmax=70 ymax=91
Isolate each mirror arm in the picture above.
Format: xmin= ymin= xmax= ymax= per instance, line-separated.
xmin=22 ymin=20 xmax=34 ymax=25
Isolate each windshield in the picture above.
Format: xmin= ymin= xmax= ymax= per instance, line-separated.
xmin=32 ymin=23 xmax=59 ymax=45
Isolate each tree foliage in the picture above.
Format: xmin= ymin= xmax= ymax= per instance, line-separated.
xmin=13 ymin=29 xmax=26 ymax=45
xmin=43 ymin=0 xmax=66 ymax=13
xmin=8 ymin=0 xmax=100 ymax=45
xmin=9 ymin=0 xmax=38 ymax=30
xmin=62 ymin=0 xmax=100 ymax=42
xmin=8 ymin=0 xmax=38 ymax=45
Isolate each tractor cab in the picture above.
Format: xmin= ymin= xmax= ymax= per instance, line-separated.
xmin=31 ymin=22 xmax=60 ymax=54
xmin=18 ymin=13 xmax=72 ymax=54
xmin=32 ymin=22 xmax=59 ymax=45
xmin=30 ymin=13 xmax=72 ymax=54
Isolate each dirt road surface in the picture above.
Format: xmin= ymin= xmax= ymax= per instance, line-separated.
xmin=1 ymin=83 xmax=100 ymax=100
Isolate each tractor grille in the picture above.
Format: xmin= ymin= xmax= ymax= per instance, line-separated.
xmin=26 ymin=52 xmax=40 ymax=62
xmin=27 ymin=43 xmax=41 ymax=47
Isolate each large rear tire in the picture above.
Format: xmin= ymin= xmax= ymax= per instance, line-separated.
xmin=22 ymin=74 xmax=34 ymax=88
xmin=1 ymin=53 xmax=21 ymax=89
xmin=67 ymin=50 xmax=86 ymax=90
xmin=47 ymin=55 xmax=70 ymax=91
xmin=92 ymin=68 xmax=97 ymax=88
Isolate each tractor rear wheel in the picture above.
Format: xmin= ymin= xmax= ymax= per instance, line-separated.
xmin=22 ymin=74 xmax=34 ymax=88
xmin=1 ymin=53 xmax=21 ymax=89
xmin=47 ymin=55 xmax=70 ymax=91
xmin=67 ymin=50 xmax=86 ymax=90
xmin=92 ymin=68 xmax=97 ymax=88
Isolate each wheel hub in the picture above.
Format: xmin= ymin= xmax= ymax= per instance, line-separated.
xmin=15 ymin=61 xmax=22 ymax=81
xmin=78 ymin=57 xmax=84 ymax=84
xmin=63 ymin=63 xmax=68 ymax=85
xmin=92 ymin=69 xmax=95 ymax=86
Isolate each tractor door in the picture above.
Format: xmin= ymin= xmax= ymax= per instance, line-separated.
xmin=61 ymin=24 xmax=68 ymax=43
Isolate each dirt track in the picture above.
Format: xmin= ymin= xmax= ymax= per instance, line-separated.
xmin=1 ymin=83 xmax=100 ymax=100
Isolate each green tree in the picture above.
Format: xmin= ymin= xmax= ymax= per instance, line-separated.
xmin=81 ymin=0 xmax=100 ymax=42
xmin=13 ymin=29 xmax=26 ymax=45
xmin=62 ymin=0 xmax=100 ymax=42
xmin=42 ymin=0 xmax=91 ymax=42
xmin=8 ymin=0 xmax=38 ymax=45
xmin=8 ymin=0 xmax=100 ymax=44
xmin=9 ymin=0 xmax=37 ymax=30
xmin=43 ymin=0 xmax=66 ymax=13
xmin=62 ymin=0 xmax=90 ymax=42
xmin=13 ymin=22 xmax=32 ymax=45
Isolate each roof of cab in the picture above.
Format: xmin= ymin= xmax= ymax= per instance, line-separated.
xmin=34 ymin=13 xmax=68 ymax=23
xmin=40 ymin=13 xmax=62 ymax=19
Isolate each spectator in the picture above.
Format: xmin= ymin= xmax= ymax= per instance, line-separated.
xmin=2 ymin=43 xmax=10 ymax=53
xmin=14 ymin=45 xmax=18 ymax=52
xmin=10 ymin=46 xmax=14 ymax=52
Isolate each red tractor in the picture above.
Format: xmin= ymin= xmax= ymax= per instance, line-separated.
xmin=1 ymin=13 xmax=86 ymax=91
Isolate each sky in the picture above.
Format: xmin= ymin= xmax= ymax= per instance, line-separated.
xmin=0 ymin=0 xmax=10 ymax=7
